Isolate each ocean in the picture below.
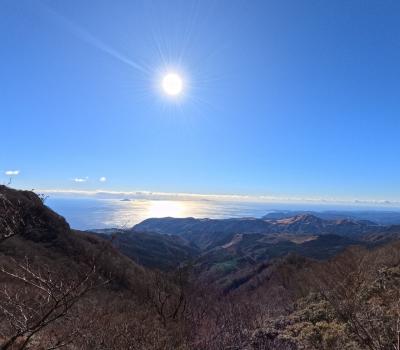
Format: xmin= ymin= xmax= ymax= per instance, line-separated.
xmin=45 ymin=197 xmax=369 ymax=230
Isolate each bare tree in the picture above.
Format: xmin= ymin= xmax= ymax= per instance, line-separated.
xmin=146 ymin=267 xmax=189 ymax=328
xmin=314 ymin=246 xmax=400 ymax=350
xmin=0 ymin=190 xmax=110 ymax=349
xmin=0 ymin=256 xmax=108 ymax=350
xmin=0 ymin=254 xmax=112 ymax=350
xmin=0 ymin=193 xmax=23 ymax=244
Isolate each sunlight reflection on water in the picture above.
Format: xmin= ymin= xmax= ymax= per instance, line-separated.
xmin=46 ymin=197 xmax=353 ymax=230
xmin=46 ymin=198 xmax=281 ymax=230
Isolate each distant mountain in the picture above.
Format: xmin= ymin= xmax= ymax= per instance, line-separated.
xmin=133 ymin=214 xmax=381 ymax=250
xmin=268 ymin=214 xmax=379 ymax=236
xmin=87 ymin=212 xmax=395 ymax=294
xmin=133 ymin=217 xmax=274 ymax=250
xmin=130 ymin=214 xmax=383 ymax=287
xmin=363 ymin=225 xmax=400 ymax=244
xmin=263 ymin=209 xmax=400 ymax=225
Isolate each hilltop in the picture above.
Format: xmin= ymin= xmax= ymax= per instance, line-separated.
xmin=0 ymin=186 xmax=188 ymax=349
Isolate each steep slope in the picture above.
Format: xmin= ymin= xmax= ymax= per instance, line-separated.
xmin=242 ymin=241 xmax=400 ymax=350
xmin=363 ymin=224 xmax=400 ymax=244
xmin=0 ymin=185 xmax=146 ymax=288
xmin=193 ymin=233 xmax=361 ymax=288
xmin=0 ymin=186 xmax=188 ymax=349
xmin=93 ymin=230 xmax=199 ymax=270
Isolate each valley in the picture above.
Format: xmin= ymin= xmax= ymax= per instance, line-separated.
xmin=1 ymin=186 xmax=399 ymax=349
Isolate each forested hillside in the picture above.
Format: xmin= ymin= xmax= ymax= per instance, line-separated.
xmin=1 ymin=186 xmax=399 ymax=349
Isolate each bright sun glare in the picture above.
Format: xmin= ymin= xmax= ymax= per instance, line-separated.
xmin=162 ymin=73 xmax=183 ymax=96
xmin=147 ymin=200 xmax=186 ymax=218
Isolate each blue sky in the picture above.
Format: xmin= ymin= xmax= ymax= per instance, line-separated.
xmin=1 ymin=0 xmax=400 ymax=203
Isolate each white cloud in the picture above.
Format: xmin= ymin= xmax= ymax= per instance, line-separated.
xmin=5 ymin=170 xmax=20 ymax=176
xmin=99 ymin=176 xmax=107 ymax=182
xmin=32 ymin=188 xmax=400 ymax=208
xmin=73 ymin=177 xmax=88 ymax=183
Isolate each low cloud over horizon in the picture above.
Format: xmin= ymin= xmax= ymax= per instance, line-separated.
xmin=31 ymin=187 xmax=400 ymax=209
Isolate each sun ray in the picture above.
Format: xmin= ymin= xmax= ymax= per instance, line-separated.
xmin=41 ymin=3 xmax=152 ymax=75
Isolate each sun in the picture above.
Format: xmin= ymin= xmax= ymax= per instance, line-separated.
xmin=162 ymin=73 xmax=183 ymax=96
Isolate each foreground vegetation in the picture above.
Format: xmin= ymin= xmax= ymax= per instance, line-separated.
xmin=0 ymin=186 xmax=399 ymax=349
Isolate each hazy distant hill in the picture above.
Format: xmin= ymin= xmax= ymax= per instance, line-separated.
xmin=130 ymin=214 xmax=386 ymax=287
xmin=133 ymin=214 xmax=381 ymax=250
xmin=262 ymin=209 xmax=400 ymax=225
xmin=133 ymin=217 xmax=274 ymax=250
xmin=363 ymin=224 xmax=400 ymax=244
xmin=267 ymin=214 xmax=379 ymax=236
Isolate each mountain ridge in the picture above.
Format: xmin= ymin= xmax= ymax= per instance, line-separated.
xmin=132 ymin=214 xmax=383 ymax=249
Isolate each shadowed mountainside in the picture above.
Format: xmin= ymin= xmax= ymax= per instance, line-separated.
xmin=94 ymin=229 xmax=199 ymax=270
xmin=0 ymin=186 xmax=191 ymax=349
xmin=2 ymin=185 xmax=400 ymax=350
xmin=132 ymin=214 xmax=382 ymax=250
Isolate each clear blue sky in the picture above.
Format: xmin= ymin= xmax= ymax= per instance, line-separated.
xmin=1 ymin=0 xmax=400 ymax=201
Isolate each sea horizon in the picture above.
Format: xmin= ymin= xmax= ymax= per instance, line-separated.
xmin=46 ymin=196 xmax=400 ymax=231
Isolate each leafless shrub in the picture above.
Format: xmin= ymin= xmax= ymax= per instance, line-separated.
xmin=0 ymin=255 xmax=109 ymax=349
xmin=0 ymin=193 xmax=23 ymax=244
xmin=313 ymin=246 xmax=400 ymax=350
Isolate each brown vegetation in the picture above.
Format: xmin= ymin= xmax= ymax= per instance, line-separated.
xmin=0 ymin=185 xmax=399 ymax=349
